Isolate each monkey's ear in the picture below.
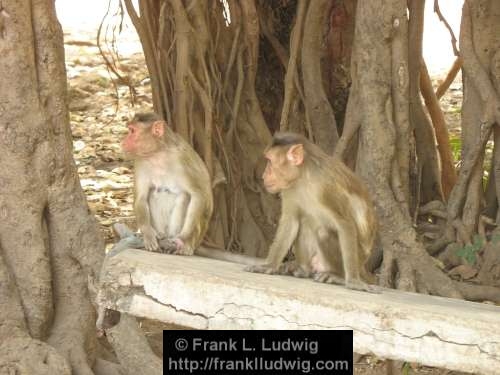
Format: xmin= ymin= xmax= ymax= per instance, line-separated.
xmin=286 ymin=144 xmax=304 ymax=165
xmin=151 ymin=121 xmax=165 ymax=138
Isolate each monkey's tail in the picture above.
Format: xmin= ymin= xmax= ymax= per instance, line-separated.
xmin=195 ymin=246 xmax=265 ymax=266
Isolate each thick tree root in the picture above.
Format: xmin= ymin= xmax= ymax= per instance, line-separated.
xmin=106 ymin=314 xmax=162 ymax=375
xmin=456 ymin=282 xmax=500 ymax=304
xmin=381 ymin=241 xmax=500 ymax=303
xmin=380 ymin=244 xmax=462 ymax=299
xmin=93 ymin=359 xmax=124 ymax=375
xmin=0 ymin=337 xmax=71 ymax=375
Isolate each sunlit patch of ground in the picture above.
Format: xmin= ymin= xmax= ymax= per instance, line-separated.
xmin=58 ymin=0 xmax=149 ymax=248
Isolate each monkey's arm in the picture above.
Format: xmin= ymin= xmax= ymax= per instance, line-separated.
xmin=326 ymin=216 xmax=377 ymax=292
xmin=171 ymin=151 xmax=213 ymax=254
xmin=246 ymin=209 xmax=300 ymax=274
xmin=175 ymin=191 xmax=205 ymax=255
xmin=167 ymin=192 xmax=190 ymax=237
xmin=134 ymin=172 xmax=158 ymax=251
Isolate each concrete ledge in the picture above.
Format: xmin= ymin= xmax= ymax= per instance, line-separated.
xmin=99 ymin=249 xmax=500 ymax=374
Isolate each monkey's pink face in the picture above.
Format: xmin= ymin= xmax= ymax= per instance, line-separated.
xmin=262 ymin=150 xmax=299 ymax=194
xmin=122 ymin=124 xmax=140 ymax=154
xmin=122 ymin=122 xmax=162 ymax=158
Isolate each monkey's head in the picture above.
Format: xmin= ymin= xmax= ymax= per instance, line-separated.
xmin=262 ymin=132 xmax=305 ymax=194
xmin=122 ymin=113 xmax=166 ymax=158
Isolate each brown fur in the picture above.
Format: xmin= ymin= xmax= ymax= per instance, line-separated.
xmin=123 ymin=113 xmax=213 ymax=255
xmin=248 ymin=132 xmax=378 ymax=291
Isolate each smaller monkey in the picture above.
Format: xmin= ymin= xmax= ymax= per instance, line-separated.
xmin=117 ymin=113 xmax=266 ymax=264
xmin=121 ymin=113 xmax=212 ymax=255
xmin=247 ymin=132 xmax=378 ymax=291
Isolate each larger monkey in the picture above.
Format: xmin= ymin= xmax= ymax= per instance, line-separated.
xmin=121 ymin=113 xmax=213 ymax=255
xmin=247 ymin=132 xmax=377 ymax=291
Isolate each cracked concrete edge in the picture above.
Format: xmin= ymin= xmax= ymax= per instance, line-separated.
xmin=98 ymin=249 xmax=500 ymax=374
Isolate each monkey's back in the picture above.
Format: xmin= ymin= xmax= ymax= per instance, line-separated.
xmin=309 ymin=155 xmax=377 ymax=257
xmin=171 ymin=132 xmax=214 ymax=247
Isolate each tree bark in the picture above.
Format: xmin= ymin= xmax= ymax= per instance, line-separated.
xmin=106 ymin=315 xmax=162 ymax=375
xmin=0 ymin=0 xmax=102 ymax=372
xmin=0 ymin=1 xmax=159 ymax=373
xmin=419 ymin=61 xmax=457 ymax=200
xmin=442 ymin=0 xmax=500 ymax=247
xmin=301 ymin=0 xmax=338 ymax=152
xmin=435 ymin=57 xmax=462 ymax=100
xmin=408 ymin=0 xmax=443 ymax=203
xmin=350 ymin=0 xmax=461 ymax=298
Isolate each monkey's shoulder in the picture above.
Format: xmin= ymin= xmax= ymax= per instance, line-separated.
xmin=293 ymin=174 xmax=371 ymax=224
xmin=172 ymin=143 xmax=211 ymax=175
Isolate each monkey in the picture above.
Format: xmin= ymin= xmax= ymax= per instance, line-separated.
xmin=119 ymin=112 xmax=266 ymax=265
xmin=246 ymin=132 xmax=378 ymax=292
xmin=121 ymin=112 xmax=213 ymax=255
xmin=119 ymin=116 xmax=377 ymax=292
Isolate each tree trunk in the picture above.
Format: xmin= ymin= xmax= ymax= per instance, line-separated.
xmin=0 ymin=1 xmax=158 ymax=374
xmin=426 ymin=0 xmax=500 ymax=257
xmin=0 ymin=1 xmax=104 ymax=373
xmin=408 ymin=0 xmax=443 ymax=204
xmin=301 ymin=0 xmax=338 ymax=152
xmin=458 ymin=0 xmax=500 ymax=237
xmin=349 ymin=0 xmax=461 ymax=298
xmin=427 ymin=0 xmax=500 ymax=302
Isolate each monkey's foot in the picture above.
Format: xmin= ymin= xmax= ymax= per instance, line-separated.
xmin=279 ymin=261 xmax=311 ymax=278
xmin=292 ymin=268 xmax=311 ymax=278
xmin=172 ymin=247 xmax=195 ymax=256
xmin=345 ymin=279 xmax=381 ymax=294
xmin=314 ymin=273 xmax=381 ymax=293
xmin=244 ymin=264 xmax=279 ymax=275
xmin=143 ymin=229 xmax=160 ymax=251
xmin=313 ymin=272 xmax=344 ymax=285
xmin=144 ymin=242 xmax=159 ymax=252
xmin=168 ymin=238 xmax=194 ymax=256
xmin=157 ymin=238 xmax=178 ymax=253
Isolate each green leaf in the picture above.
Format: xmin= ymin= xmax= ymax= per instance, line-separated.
xmin=472 ymin=235 xmax=484 ymax=248
xmin=402 ymin=362 xmax=411 ymax=375
xmin=449 ymin=137 xmax=461 ymax=161
xmin=456 ymin=243 xmax=479 ymax=265
xmin=465 ymin=252 xmax=476 ymax=265
xmin=456 ymin=247 xmax=466 ymax=257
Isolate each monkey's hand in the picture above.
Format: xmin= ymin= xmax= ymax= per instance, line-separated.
xmin=244 ymin=264 xmax=279 ymax=275
xmin=141 ymin=226 xmax=159 ymax=252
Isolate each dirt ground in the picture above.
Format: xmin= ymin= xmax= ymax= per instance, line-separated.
xmin=60 ymin=7 xmax=469 ymax=375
